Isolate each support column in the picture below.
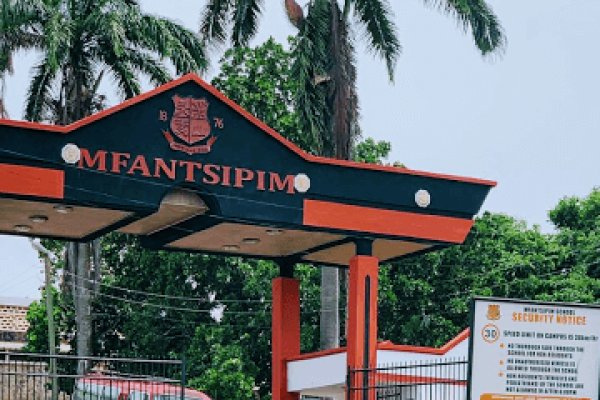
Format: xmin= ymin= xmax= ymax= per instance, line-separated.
xmin=346 ymin=241 xmax=379 ymax=400
xmin=272 ymin=270 xmax=300 ymax=400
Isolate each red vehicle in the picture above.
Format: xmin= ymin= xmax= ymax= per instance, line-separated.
xmin=75 ymin=374 xmax=211 ymax=400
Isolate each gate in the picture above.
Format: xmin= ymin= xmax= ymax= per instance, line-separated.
xmin=347 ymin=358 xmax=468 ymax=400
xmin=0 ymin=352 xmax=188 ymax=400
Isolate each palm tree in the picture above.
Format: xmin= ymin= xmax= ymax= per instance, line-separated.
xmin=0 ymin=0 xmax=207 ymax=363
xmin=200 ymin=0 xmax=505 ymax=350
xmin=0 ymin=46 xmax=13 ymax=118
xmin=1 ymin=0 xmax=206 ymax=122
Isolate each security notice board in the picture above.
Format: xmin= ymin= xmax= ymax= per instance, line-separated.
xmin=469 ymin=297 xmax=600 ymax=400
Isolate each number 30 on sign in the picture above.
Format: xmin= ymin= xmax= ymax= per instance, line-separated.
xmin=482 ymin=324 xmax=500 ymax=343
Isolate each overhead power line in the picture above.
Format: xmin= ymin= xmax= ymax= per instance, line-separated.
xmin=62 ymin=269 xmax=271 ymax=303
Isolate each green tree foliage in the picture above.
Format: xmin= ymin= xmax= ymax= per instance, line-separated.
xmin=200 ymin=0 xmax=505 ymax=158
xmin=187 ymin=333 xmax=256 ymax=400
xmin=352 ymin=138 xmax=392 ymax=164
xmin=379 ymin=199 xmax=600 ymax=347
xmin=379 ymin=213 xmax=560 ymax=346
xmin=550 ymin=189 xmax=600 ymax=232
xmin=548 ymin=189 xmax=600 ymax=295
xmin=24 ymin=287 xmax=74 ymax=354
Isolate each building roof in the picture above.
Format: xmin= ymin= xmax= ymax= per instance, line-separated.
xmin=0 ymin=296 xmax=34 ymax=307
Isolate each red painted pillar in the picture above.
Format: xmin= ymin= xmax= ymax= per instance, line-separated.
xmin=272 ymin=277 xmax=300 ymax=400
xmin=346 ymin=255 xmax=379 ymax=400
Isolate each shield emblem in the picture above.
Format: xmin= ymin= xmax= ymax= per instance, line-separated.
xmin=170 ymin=95 xmax=211 ymax=144
xmin=486 ymin=304 xmax=501 ymax=320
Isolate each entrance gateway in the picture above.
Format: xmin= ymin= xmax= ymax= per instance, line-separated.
xmin=0 ymin=74 xmax=495 ymax=399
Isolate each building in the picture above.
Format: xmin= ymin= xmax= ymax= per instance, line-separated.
xmin=0 ymin=296 xmax=32 ymax=351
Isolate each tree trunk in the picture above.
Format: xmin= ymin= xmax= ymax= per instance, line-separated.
xmin=91 ymin=238 xmax=102 ymax=294
xmin=319 ymin=1 xmax=359 ymax=349
xmin=75 ymin=242 xmax=92 ymax=374
xmin=320 ymin=266 xmax=340 ymax=349
xmin=70 ymin=70 xmax=94 ymax=368
xmin=320 ymin=2 xmax=346 ymax=350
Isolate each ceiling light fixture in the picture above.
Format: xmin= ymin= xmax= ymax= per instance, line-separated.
xmin=29 ymin=215 xmax=48 ymax=224
xmin=242 ymin=238 xmax=260 ymax=245
xmin=266 ymin=229 xmax=283 ymax=236
xmin=222 ymin=244 xmax=240 ymax=251
xmin=14 ymin=225 xmax=32 ymax=233
xmin=53 ymin=205 xmax=74 ymax=214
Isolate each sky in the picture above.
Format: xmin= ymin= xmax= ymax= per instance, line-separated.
xmin=1 ymin=0 xmax=599 ymax=299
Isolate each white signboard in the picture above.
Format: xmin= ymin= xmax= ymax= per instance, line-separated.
xmin=469 ymin=297 xmax=600 ymax=400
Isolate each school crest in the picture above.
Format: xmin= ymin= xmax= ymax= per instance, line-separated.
xmin=486 ymin=304 xmax=501 ymax=320
xmin=161 ymin=95 xmax=217 ymax=155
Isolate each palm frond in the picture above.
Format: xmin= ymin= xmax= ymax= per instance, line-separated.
xmin=327 ymin=1 xmax=359 ymax=159
xmin=41 ymin=2 xmax=71 ymax=72
xmin=8 ymin=0 xmax=210 ymax=123
xmin=123 ymin=15 xmax=207 ymax=75
xmin=81 ymin=69 xmax=106 ymax=117
xmin=231 ymin=0 xmax=263 ymax=46
xmin=199 ymin=0 xmax=233 ymax=47
xmin=124 ymin=14 xmax=173 ymax=56
xmin=25 ymin=58 xmax=56 ymax=121
xmin=93 ymin=10 xmax=126 ymax=59
xmin=425 ymin=0 xmax=505 ymax=55
xmin=0 ymin=49 xmax=11 ymax=75
xmin=124 ymin=49 xmax=171 ymax=86
xmin=0 ymin=0 xmax=43 ymax=73
xmin=71 ymin=52 xmax=99 ymax=119
xmin=350 ymin=0 xmax=400 ymax=81
xmin=109 ymin=62 xmax=140 ymax=99
xmin=98 ymin=40 xmax=140 ymax=99
xmin=159 ymin=18 xmax=208 ymax=74
xmin=291 ymin=0 xmax=331 ymax=156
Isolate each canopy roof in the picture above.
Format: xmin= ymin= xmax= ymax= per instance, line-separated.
xmin=0 ymin=74 xmax=494 ymax=266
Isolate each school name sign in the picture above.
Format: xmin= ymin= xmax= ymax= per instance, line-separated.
xmin=469 ymin=297 xmax=600 ymax=400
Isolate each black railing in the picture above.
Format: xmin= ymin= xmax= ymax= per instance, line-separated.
xmin=347 ymin=358 xmax=468 ymax=400
xmin=0 ymin=351 xmax=189 ymax=400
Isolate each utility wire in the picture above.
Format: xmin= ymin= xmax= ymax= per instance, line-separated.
xmin=69 ymin=282 xmax=271 ymax=315
xmin=90 ymin=312 xmax=273 ymax=330
xmin=62 ymin=269 xmax=271 ymax=303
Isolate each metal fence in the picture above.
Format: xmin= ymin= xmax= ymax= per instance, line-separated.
xmin=0 ymin=352 xmax=188 ymax=400
xmin=347 ymin=358 xmax=468 ymax=400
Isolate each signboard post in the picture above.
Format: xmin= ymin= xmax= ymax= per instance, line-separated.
xmin=469 ymin=297 xmax=600 ymax=400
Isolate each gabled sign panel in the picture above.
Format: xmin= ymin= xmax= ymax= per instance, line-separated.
xmin=0 ymin=74 xmax=495 ymax=266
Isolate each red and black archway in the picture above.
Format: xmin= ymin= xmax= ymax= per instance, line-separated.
xmin=0 ymin=74 xmax=494 ymax=400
